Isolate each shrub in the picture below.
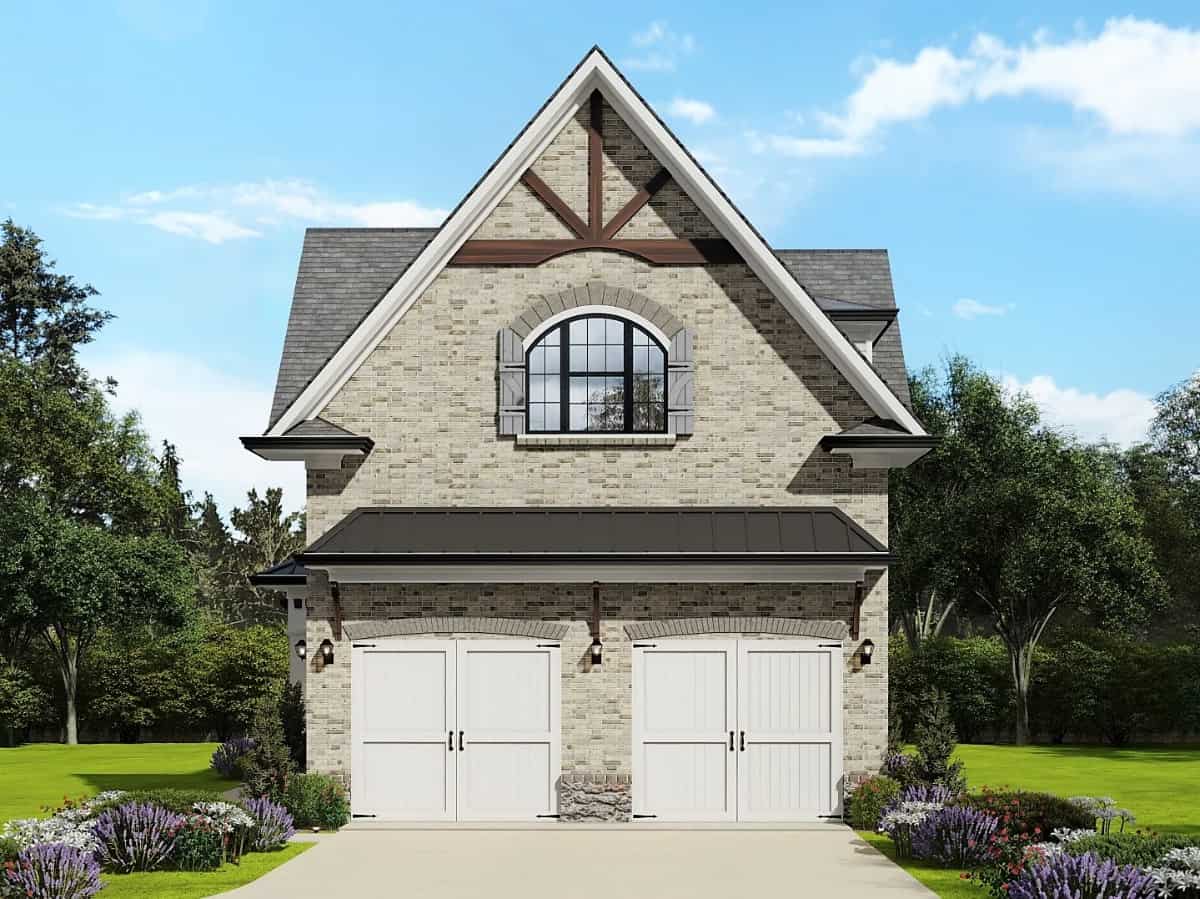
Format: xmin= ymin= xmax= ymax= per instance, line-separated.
xmin=173 ymin=821 xmax=223 ymax=872
xmin=965 ymin=788 xmax=1096 ymax=837
xmin=848 ymin=776 xmax=901 ymax=830
xmin=89 ymin=788 xmax=221 ymax=817
xmin=911 ymin=805 xmax=999 ymax=867
xmin=883 ymin=753 xmax=919 ymax=788
xmin=0 ymin=816 xmax=99 ymax=856
xmin=1007 ymin=851 xmax=1157 ymax=899
xmin=911 ymin=689 xmax=967 ymax=792
xmin=0 ymin=836 xmax=19 ymax=865
xmin=211 ymin=737 xmax=256 ymax=778
xmin=2 ymin=842 xmax=103 ymax=899
xmin=243 ymin=797 xmax=295 ymax=851
xmin=92 ymin=802 xmax=185 ymax=873
xmin=891 ymin=637 xmax=1013 ymax=742
xmin=240 ymin=695 xmax=294 ymax=802
xmin=280 ymin=681 xmax=306 ymax=770
xmin=192 ymin=801 xmax=254 ymax=863
xmin=283 ymin=773 xmax=350 ymax=831
xmin=1067 ymin=832 xmax=1200 ymax=868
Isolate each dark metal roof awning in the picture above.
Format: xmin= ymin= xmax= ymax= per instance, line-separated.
xmin=249 ymin=557 xmax=308 ymax=586
xmin=296 ymin=507 xmax=891 ymax=584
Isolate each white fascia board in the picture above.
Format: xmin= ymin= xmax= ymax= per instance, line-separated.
xmin=268 ymin=50 xmax=925 ymax=437
xmin=829 ymin=446 xmax=934 ymax=469
xmin=311 ymin=563 xmax=876 ymax=584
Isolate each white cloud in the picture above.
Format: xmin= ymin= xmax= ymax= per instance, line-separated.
xmin=85 ymin=348 xmax=305 ymax=515
xmin=667 ymin=97 xmax=716 ymax=125
xmin=624 ymin=21 xmax=696 ymax=72
xmin=761 ymin=18 xmax=1200 ymax=165
xmin=952 ymin=298 xmax=1015 ymax=320
xmin=1022 ymin=131 xmax=1200 ymax=202
xmin=62 ymin=179 xmax=448 ymax=243
xmin=1002 ymin=374 xmax=1155 ymax=447
xmin=747 ymin=132 xmax=865 ymax=159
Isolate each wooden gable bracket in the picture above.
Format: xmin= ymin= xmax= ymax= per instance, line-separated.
xmin=849 ymin=580 xmax=865 ymax=640
xmin=451 ymin=90 xmax=742 ymax=267
xmin=330 ymin=581 xmax=343 ymax=641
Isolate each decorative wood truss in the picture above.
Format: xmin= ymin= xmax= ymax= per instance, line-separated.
xmin=450 ymin=92 xmax=742 ymax=267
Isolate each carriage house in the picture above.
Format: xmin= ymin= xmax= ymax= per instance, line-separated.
xmin=243 ymin=47 xmax=933 ymax=824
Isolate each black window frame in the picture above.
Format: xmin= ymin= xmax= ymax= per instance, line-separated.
xmin=525 ymin=313 xmax=668 ymax=434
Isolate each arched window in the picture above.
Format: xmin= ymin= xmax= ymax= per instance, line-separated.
xmin=527 ymin=314 xmax=667 ymax=433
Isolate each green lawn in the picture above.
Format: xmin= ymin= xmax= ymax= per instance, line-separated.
xmin=100 ymin=843 xmax=313 ymax=898
xmin=862 ymin=744 xmax=1200 ymax=898
xmin=0 ymin=742 xmax=309 ymax=897
xmin=0 ymin=742 xmax=234 ymax=821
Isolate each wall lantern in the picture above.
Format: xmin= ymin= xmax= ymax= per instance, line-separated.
xmin=590 ymin=637 xmax=603 ymax=666
xmin=860 ymin=639 xmax=875 ymax=666
xmin=294 ymin=640 xmax=307 ymax=660
xmin=319 ymin=639 xmax=335 ymax=665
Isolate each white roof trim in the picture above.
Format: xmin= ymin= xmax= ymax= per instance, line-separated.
xmin=268 ymin=49 xmax=925 ymax=437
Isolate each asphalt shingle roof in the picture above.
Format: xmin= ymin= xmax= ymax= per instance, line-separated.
xmin=264 ymin=232 xmax=913 ymax=429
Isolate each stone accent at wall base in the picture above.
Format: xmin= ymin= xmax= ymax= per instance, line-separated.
xmin=558 ymin=771 xmax=632 ymax=822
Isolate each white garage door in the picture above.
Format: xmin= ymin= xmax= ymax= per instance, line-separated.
xmin=351 ymin=639 xmax=560 ymax=822
xmin=632 ymin=639 xmax=842 ymax=822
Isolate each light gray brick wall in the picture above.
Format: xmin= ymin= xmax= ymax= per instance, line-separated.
xmin=302 ymin=92 xmax=890 ymax=798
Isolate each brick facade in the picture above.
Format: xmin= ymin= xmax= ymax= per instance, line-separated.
xmin=301 ymin=94 xmax=891 ymax=811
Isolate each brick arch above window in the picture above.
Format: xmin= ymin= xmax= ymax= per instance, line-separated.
xmin=498 ymin=282 xmax=694 ymax=437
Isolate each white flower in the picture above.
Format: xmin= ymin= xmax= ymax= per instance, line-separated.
xmin=1051 ymin=828 xmax=1095 ymax=844
xmin=193 ymin=801 xmax=254 ymax=833
xmin=878 ymin=801 xmax=945 ymax=831
xmin=0 ymin=816 xmax=100 ymax=854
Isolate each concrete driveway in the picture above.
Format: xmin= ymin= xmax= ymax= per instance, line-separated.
xmin=226 ymin=826 xmax=933 ymax=898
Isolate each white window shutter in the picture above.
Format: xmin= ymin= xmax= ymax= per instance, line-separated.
xmin=668 ymin=327 xmax=695 ymax=435
xmin=498 ymin=328 xmax=526 ymax=436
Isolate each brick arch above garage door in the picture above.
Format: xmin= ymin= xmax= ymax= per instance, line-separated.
xmin=343 ymin=617 xmax=569 ymax=641
xmin=624 ymin=617 xmax=848 ymax=641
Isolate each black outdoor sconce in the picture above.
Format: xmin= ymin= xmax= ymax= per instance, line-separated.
xmin=319 ymin=639 xmax=335 ymax=665
xmin=860 ymin=639 xmax=875 ymax=665
xmin=294 ymin=639 xmax=307 ymax=660
xmin=589 ymin=581 xmax=603 ymax=667
xmin=590 ymin=637 xmax=603 ymax=666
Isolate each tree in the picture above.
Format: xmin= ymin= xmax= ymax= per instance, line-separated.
xmin=0 ymin=219 xmax=111 ymax=390
xmin=2 ymin=499 xmax=193 ymax=743
xmin=228 ymin=489 xmax=305 ymax=625
xmin=1150 ymin=372 xmax=1200 ymax=490
xmin=194 ymin=624 xmax=289 ymax=740
xmin=0 ymin=655 xmax=50 ymax=747
xmin=901 ymin=358 xmax=1165 ymax=744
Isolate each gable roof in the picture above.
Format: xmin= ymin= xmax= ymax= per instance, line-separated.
xmin=263 ymin=47 xmax=925 ymax=437
xmin=266 ymin=235 xmax=913 ymax=426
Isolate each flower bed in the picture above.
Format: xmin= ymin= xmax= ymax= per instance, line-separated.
xmin=0 ymin=789 xmax=298 ymax=899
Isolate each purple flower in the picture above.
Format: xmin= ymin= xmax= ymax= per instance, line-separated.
xmin=884 ymin=754 xmax=914 ymax=779
xmin=1008 ymin=851 xmax=1158 ymax=899
xmin=901 ymin=783 xmax=960 ymax=806
xmin=243 ymin=798 xmax=295 ymax=851
xmin=911 ymin=805 xmax=999 ymax=867
xmin=211 ymin=738 xmax=257 ymax=778
xmin=3 ymin=842 xmax=104 ymax=899
xmin=92 ymin=802 xmax=185 ymax=873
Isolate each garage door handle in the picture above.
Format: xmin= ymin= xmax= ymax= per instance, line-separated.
xmin=448 ymin=730 xmax=454 ymax=751
xmin=729 ymin=731 xmax=734 ymax=751
xmin=739 ymin=730 xmax=746 ymax=751
xmin=458 ymin=730 xmax=465 ymax=752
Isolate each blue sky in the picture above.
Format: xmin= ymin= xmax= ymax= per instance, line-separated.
xmin=2 ymin=1 xmax=1197 ymax=513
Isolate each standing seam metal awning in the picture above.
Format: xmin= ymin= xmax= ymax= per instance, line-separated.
xmin=294 ymin=508 xmax=890 ymax=582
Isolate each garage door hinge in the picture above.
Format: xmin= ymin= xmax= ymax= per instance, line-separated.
xmin=632 ymin=643 xmax=657 ymax=648
xmin=536 ymin=643 xmax=560 ymax=648
xmin=352 ymin=643 xmax=377 ymax=648
xmin=818 ymin=643 xmax=841 ymax=648
xmin=535 ymin=814 xmax=561 ymax=818
xmin=818 ymin=814 xmax=842 ymax=819
xmin=352 ymin=813 xmax=377 ymax=819
xmin=632 ymin=814 xmax=658 ymax=819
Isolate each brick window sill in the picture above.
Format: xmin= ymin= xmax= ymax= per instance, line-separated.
xmin=515 ymin=433 xmax=678 ymax=448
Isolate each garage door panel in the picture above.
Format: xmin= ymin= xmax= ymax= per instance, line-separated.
xmin=458 ymin=742 xmax=552 ymax=817
xmin=461 ymin=650 xmax=551 ymax=733
xmin=360 ymin=742 xmax=453 ymax=816
xmin=740 ymin=743 xmax=831 ymax=817
xmin=742 ymin=649 xmax=831 ymax=734
xmin=361 ymin=651 xmax=450 ymax=736
xmin=641 ymin=743 xmax=733 ymax=816
xmin=640 ymin=650 xmax=730 ymax=732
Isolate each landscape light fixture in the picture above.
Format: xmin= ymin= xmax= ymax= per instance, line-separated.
xmin=319 ymin=639 xmax=335 ymax=665
xmin=860 ymin=639 xmax=875 ymax=665
xmin=294 ymin=639 xmax=307 ymax=660
xmin=590 ymin=637 xmax=603 ymax=666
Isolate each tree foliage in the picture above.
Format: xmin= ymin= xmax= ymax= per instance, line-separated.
xmin=893 ymin=357 xmax=1166 ymax=743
